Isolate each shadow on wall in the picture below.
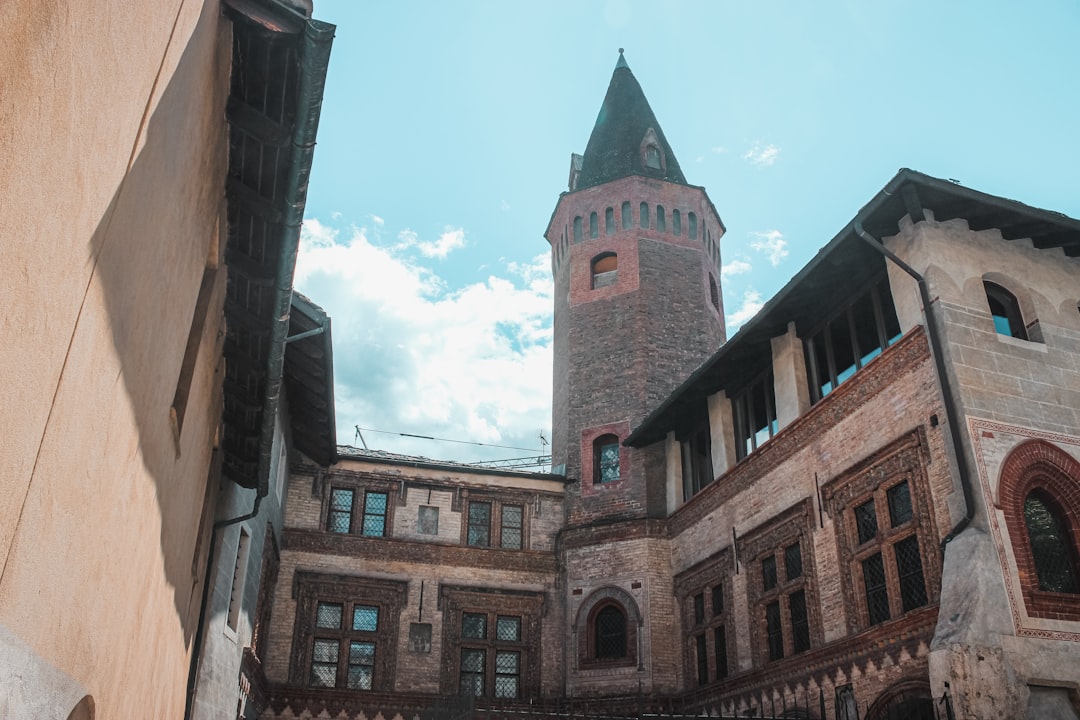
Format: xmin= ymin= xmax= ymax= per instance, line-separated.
xmin=88 ymin=0 xmax=230 ymax=648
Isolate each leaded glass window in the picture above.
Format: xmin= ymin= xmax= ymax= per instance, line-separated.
xmin=863 ymin=552 xmax=890 ymax=625
xmin=785 ymin=542 xmax=803 ymax=580
xmin=460 ymin=649 xmax=485 ymax=696
xmin=347 ymin=641 xmax=375 ymax=690
xmin=352 ymin=605 xmax=379 ymax=632
xmin=596 ymin=436 xmax=620 ymax=484
xmin=765 ymin=601 xmax=784 ymax=661
xmin=714 ymin=626 xmax=728 ymax=679
xmin=1024 ymin=492 xmax=1080 ymax=594
xmin=327 ymin=488 xmax=354 ymax=533
xmin=462 ymin=612 xmax=487 ymax=639
xmin=595 ymin=605 xmax=627 ymax=659
xmin=310 ymin=639 xmax=338 ymax=687
xmin=316 ymin=602 xmax=342 ymax=629
xmin=494 ymin=651 xmax=519 ymax=698
xmin=711 ymin=584 xmax=724 ymax=616
xmin=467 ymin=502 xmax=491 ymax=547
xmin=496 ymin=616 xmax=521 ymax=641
xmin=695 ymin=634 xmax=708 ymax=685
xmin=362 ymin=491 xmax=388 ymax=536
xmin=895 ymin=535 xmax=928 ymax=611
xmin=888 ymin=481 xmax=913 ymax=527
xmin=762 ymin=555 xmax=777 ymax=592
xmin=693 ymin=593 xmax=705 ymax=624
xmin=790 ymin=589 xmax=810 ymax=654
xmin=855 ymin=499 xmax=878 ymax=544
xmin=501 ymin=505 xmax=523 ymax=549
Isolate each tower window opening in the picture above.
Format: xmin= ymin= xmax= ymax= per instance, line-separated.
xmin=621 ymin=201 xmax=632 ymax=230
xmin=591 ymin=252 xmax=618 ymax=289
xmin=605 ymin=207 xmax=615 ymax=234
xmin=688 ymin=212 xmax=698 ymax=240
xmin=672 ymin=209 xmax=682 ymax=236
xmin=656 ymin=205 xmax=666 ymax=232
xmin=984 ymin=281 xmax=1027 ymax=340
xmin=639 ymin=202 xmax=650 ymax=229
xmin=593 ymin=433 xmax=621 ymax=483
xmin=589 ymin=212 xmax=598 ymax=239
xmin=573 ymin=216 xmax=583 ymax=244
xmin=594 ymin=605 xmax=627 ymax=658
xmin=709 ymin=275 xmax=719 ymax=311
xmin=645 ymin=144 xmax=661 ymax=169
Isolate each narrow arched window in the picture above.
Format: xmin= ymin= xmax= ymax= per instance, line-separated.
xmin=709 ymin=275 xmax=719 ymax=310
xmin=589 ymin=212 xmax=598 ymax=239
xmin=656 ymin=205 xmax=666 ymax=232
xmin=594 ymin=605 xmax=627 ymax=658
xmin=984 ymin=281 xmax=1026 ymax=340
xmin=591 ymin=253 xmax=618 ymax=290
xmin=688 ymin=212 xmax=698 ymax=240
xmin=645 ymin=145 xmax=661 ymax=169
xmin=621 ymin=202 xmax=631 ymax=230
xmin=605 ymin=207 xmax=615 ymax=234
xmin=573 ymin=216 xmax=582 ymax=244
xmin=672 ymin=209 xmax=682 ymax=236
xmin=593 ymin=433 xmax=620 ymax=482
xmin=639 ymin=202 xmax=649 ymax=229
xmin=1024 ymin=491 xmax=1080 ymax=594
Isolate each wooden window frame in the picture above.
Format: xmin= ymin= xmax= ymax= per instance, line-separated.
xmin=675 ymin=547 xmax=735 ymax=688
xmin=323 ymin=481 xmax=396 ymax=537
xmin=460 ymin=494 xmax=530 ymax=550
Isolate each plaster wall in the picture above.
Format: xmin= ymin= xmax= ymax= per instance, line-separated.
xmin=0 ymin=1 xmax=231 ymax=717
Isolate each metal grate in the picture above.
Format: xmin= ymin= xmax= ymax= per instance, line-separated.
xmin=862 ymin=552 xmax=890 ymax=625
xmin=496 ymin=616 xmax=521 ymax=641
xmin=327 ymin=489 xmax=354 ymax=533
xmin=347 ymin=641 xmax=375 ymax=690
xmin=895 ymin=535 xmax=929 ymax=612
xmin=765 ymin=601 xmax=784 ymax=661
xmin=595 ymin=606 xmax=627 ymax=659
xmin=789 ymin=590 xmax=810 ymax=654
xmin=459 ymin=649 xmax=485 ymax=696
xmin=855 ymin=499 xmax=878 ymax=544
xmin=762 ymin=555 xmax=777 ymax=591
xmin=316 ymin=602 xmax=342 ymax=629
xmin=785 ymin=542 xmax=803 ymax=580
xmin=1025 ymin=493 xmax=1080 ymax=593
xmin=310 ymin=639 xmax=338 ymax=687
xmin=462 ymin=613 xmax=487 ymax=639
xmin=353 ymin=605 xmax=379 ymax=632
xmin=888 ymin=481 xmax=913 ymax=527
xmin=494 ymin=651 xmax=519 ymax=698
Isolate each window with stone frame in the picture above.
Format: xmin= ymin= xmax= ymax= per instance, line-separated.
xmin=984 ymin=281 xmax=1027 ymax=340
xmin=576 ymin=589 xmax=640 ymax=669
xmin=324 ymin=482 xmax=393 ymax=537
xmin=804 ymin=275 xmax=902 ymax=404
xmin=288 ymin=572 xmax=405 ymax=692
xmin=593 ymin=433 xmax=621 ymax=483
xmin=438 ymin=585 xmax=543 ymax=698
xmin=740 ymin=500 xmax=818 ymax=667
xmin=675 ymin=547 xmax=736 ymax=688
xmin=461 ymin=495 xmax=529 ymax=550
xmin=997 ymin=439 xmax=1080 ymax=621
xmin=821 ymin=429 xmax=940 ymax=634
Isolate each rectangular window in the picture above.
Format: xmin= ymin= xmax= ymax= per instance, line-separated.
xmin=458 ymin=609 xmax=527 ymax=699
xmin=467 ymin=502 xmax=492 ymax=547
xmin=494 ymin=651 xmax=520 ymax=698
xmin=597 ymin=441 xmax=620 ymax=483
xmin=501 ymin=505 xmax=523 ymax=549
xmin=789 ymin=590 xmax=810 ymax=654
xmin=895 ymin=535 xmax=928 ymax=612
xmin=317 ymin=602 xmax=343 ymax=629
xmin=855 ymin=499 xmax=878 ymax=544
xmin=785 ymin=542 xmax=803 ymax=581
xmin=347 ymin=641 xmax=375 ymax=690
xmin=310 ymin=639 xmax=338 ymax=687
xmin=226 ymin=527 xmax=251 ymax=631
xmin=733 ymin=372 xmax=778 ymax=461
xmin=714 ymin=626 xmax=728 ymax=680
xmin=327 ymin=488 xmax=354 ymax=533
xmin=462 ymin=612 xmax=488 ymax=639
xmin=681 ymin=423 xmax=713 ymax=500
xmin=762 ymin=555 xmax=777 ymax=592
xmin=805 ymin=277 xmax=902 ymax=403
xmin=361 ymin=491 xmax=388 ymax=537
xmin=496 ymin=616 xmax=521 ymax=641
xmin=353 ymin=605 xmax=379 ymax=632
xmin=711 ymin=584 xmax=724 ymax=616
xmin=862 ymin=552 xmax=890 ymax=625
xmin=695 ymin=634 xmax=708 ymax=685
xmin=693 ymin=593 xmax=705 ymax=624
xmin=766 ymin=601 xmax=784 ymax=661
xmin=888 ymin=481 xmax=913 ymax=527
xmin=605 ymin=207 xmax=615 ymax=234
xmin=460 ymin=649 xmax=485 ymax=696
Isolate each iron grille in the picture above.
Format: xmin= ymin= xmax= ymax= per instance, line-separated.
xmin=895 ymin=535 xmax=929 ymax=611
xmin=863 ymin=552 xmax=890 ymax=625
xmin=1025 ymin=493 xmax=1080 ymax=593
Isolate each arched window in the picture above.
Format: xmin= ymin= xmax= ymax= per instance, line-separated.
xmin=709 ymin=275 xmax=719 ymax=310
xmin=656 ymin=205 xmax=666 ymax=232
xmin=589 ymin=211 xmax=598 ymax=239
xmin=1024 ymin=491 xmax=1079 ymax=593
xmin=573 ymin=216 xmax=582 ymax=244
xmin=688 ymin=212 xmax=698 ymax=240
xmin=672 ymin=209 xmax=682 ymax=236
xmin=644 ymin=144 xmax=661 ymax=169
xmin=591 ymin=253 xmax=618 ymax=290
xmin=621 ymin=201 xmax=632 ymax=230
xmin=999 ymin=440 xmax=1080 ymax=620
xmin=639 ymin=202 xmax=650 ymax=229
xmin=593 ymin=433 xmax=620 ymax=483
xmin=984 ymin=281 xmax=1026 ymax=339
xmin=594 ymin=605 xmax=627 ymax=659
xmin=605 ymin=207 xmax=615 ymax=234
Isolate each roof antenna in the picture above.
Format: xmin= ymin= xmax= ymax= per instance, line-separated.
xmin=354 ymin=424 xmax=370 ymax=450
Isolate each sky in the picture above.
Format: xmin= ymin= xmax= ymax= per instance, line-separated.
xmin=294 ymin=0 xmax=1080 ymax=466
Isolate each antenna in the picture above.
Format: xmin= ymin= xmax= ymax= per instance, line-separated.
xmin=354 ymin=425 xmax=370 ymax=450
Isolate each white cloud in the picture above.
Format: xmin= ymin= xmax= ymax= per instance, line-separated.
xmin=749 ymin=230 xmax=788 ymax=266
xmin=743 ymin=143 xmax=781 ymax=166
xmin=371 ymin=214 xmax=384 ymax=226
xmin=726 ymin=289 xmax=764 ymax=331
xmin=721 ymin=259 xmax=752 ymax=280
xmin=295 ymin=218 xmax=552 ymax=464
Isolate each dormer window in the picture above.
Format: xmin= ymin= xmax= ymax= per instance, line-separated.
xmin=645 ymin=145 xmax=661 ymax=169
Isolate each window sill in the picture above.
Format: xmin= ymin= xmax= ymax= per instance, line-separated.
xmin=994 ymin=332 xmax=1047 ymax=352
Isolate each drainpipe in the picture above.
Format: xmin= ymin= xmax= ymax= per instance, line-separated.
xmin=184 ymin=14 xmax=334 ymax=720
xmin=852 ymin=218 xmax=975 ymax=552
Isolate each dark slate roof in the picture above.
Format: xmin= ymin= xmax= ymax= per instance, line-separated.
xmin=574 ymin=51 xmax=687 ymax=191
xmin=336 ymin=446 xmax=566 ymax=481
xmin=625 ymin=168 xmax=1080 ymax=447
xmin=284 ymin=293 xmax=336 ymax=467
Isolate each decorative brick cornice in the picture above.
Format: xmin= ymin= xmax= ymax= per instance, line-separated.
xmin=559 ymin=518 xmax=669 ymax=549
xmin=669 ymin=328 xmax=931 ymax=536
xmin=283 ymin=528 xmax=557 ymax=574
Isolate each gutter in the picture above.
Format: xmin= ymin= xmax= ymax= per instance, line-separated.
xmin=185 ymin=15 xmax=334 ymax=720
xmin=852 ymin=211 xmax=976 ymax=553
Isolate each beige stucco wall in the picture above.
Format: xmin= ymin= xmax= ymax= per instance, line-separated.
xmin=0 ymin=1 xmax=231 ymax=717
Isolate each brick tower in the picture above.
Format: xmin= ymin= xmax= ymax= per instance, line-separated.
xmin=545 ymin=51 xmax=726 ymax=695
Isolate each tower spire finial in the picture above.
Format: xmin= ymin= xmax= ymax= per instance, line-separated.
xmin=615 ymin=48 xmax=628 ymax=69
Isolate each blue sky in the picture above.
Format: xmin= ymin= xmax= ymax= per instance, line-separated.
xmin=295 ymin=0 xmax=1080 ymax=464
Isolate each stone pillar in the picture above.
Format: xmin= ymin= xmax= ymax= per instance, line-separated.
xmin=771 ymin=322 xmax=810 ymax=428
xmin=708 ymin=391 xmax=737 ymax=474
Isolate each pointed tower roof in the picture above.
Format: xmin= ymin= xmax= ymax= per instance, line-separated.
xmin=574 ymin=50 xmax=688 ymax=191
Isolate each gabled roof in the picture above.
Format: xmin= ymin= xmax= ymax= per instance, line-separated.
xmin=574 ymin=51 xmax=687 ymax=191
xmin=625 ymin=168 xmax=1080 ymax=447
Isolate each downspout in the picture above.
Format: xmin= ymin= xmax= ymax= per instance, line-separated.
xmin=184 ymin=16 xmax=334 ymax=720
xmin=852 ymin=218 xmax=975 ymax=552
